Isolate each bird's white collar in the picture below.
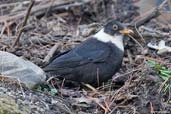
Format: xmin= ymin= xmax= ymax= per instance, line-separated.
xmin=94 ymin=29 xmax=124 ymax=51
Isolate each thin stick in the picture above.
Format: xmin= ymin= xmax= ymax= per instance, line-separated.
xmin=158 ymin=0 xmax=168 ymax=9
xmin=134 ymin=22 xmax=146 ymax=43
xmin=43 ymin=42 xmax=61 ymax=63
xmin=12 ymin=0 xmax=35 ymax=47
xmin=128 ymin=34 xmax=144 ymax=52
xmin=0 ymin=0 xmax=87 ymax=23
xmin=17 ymin=79 xmax=26 ymax=98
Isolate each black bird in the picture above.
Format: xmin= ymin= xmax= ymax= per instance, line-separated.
xmin=43 ymin=20 xmax=133 ymax=86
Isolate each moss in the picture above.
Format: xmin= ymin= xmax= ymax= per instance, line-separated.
xmin=0 ymin=95 xmax=26 ymax=114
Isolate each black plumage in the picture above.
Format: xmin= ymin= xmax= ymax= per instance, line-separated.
xmin=43 ymin=21 xmax=133 ymax=86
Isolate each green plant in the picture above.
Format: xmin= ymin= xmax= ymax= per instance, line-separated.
xmin=34 ymin=85 xmax=58 ymax=95
xmin=147 ymin=60 xmax=171 ymax=92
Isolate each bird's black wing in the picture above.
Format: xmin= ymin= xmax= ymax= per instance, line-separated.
xmin=44 ymin=38 xmax=111 ymax=71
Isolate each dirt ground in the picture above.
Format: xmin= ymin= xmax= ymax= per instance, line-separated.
xmin=0 ymin=0 xmax=171 ymax=114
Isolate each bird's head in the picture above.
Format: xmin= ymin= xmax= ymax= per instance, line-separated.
xmin=103 ymin=20 xmax=133 ymax=36
xmin=94 ymin=20 xmax=133 ymax=51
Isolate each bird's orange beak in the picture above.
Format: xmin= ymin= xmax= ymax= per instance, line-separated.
xmin=119 ymin=29 xmax=134 ymax=35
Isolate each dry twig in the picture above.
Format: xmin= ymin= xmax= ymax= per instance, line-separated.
xmin=43 ymin=42 xmax=61 ymax=63
xmin=139 ymin=26 xmax=171 ymax=38
xmin=0 ymin=0 xmax=92 ymax=23
xmin=131 ymin=0 xmax=169 ymax=27
xmin=13 ymin=0 xmax=35 ymax=47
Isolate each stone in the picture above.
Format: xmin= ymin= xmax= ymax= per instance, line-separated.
xmin=0 ymin=51 xmax=46 ymax=88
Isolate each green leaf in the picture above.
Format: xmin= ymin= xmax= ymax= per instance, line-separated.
xmin=139 ymin=60 xmax=171 ymax=93
xmin=50 ymin=88 xmax=58 ymax=95
xmin=163 ymin=84 xmax=170 ymax=92
xmin=161 ymin=76 xmax=168 ymax=80
xmin=160 ymin=71 xmax=170 ymax=77
xmin=146 ymin=60 xmax=157 ymax=67
xmin=35 ymin=86 xmax=42 ymax=91
xmin=160 ymin=70 xmax=171 ymax=74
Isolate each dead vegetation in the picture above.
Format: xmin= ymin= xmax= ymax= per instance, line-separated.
xmin=0 ymin=0 xmax=171 ymax=114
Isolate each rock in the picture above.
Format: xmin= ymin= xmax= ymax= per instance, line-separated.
xmin=0 ymin=51 xmax=46 ymax=88
xmin=0 ymin=78 xmax=72 ymax=114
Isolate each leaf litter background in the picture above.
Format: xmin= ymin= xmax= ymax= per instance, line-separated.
xmin=0 ymin=0 xmax=171 ymax=114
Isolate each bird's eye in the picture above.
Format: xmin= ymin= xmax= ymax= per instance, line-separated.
xmin=112 ymin=25 xmax=118 ymax=30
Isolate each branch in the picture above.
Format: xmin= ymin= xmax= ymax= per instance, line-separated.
xmin=43 ymin=43 xmax=61 ymax=64
xmin=0 ymin=0 xmax=92 ymax=23
xmin=130 ymin=0 xmax=168 ymax=27
xmin=12 ymin=0 xmax=35 ymax=47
